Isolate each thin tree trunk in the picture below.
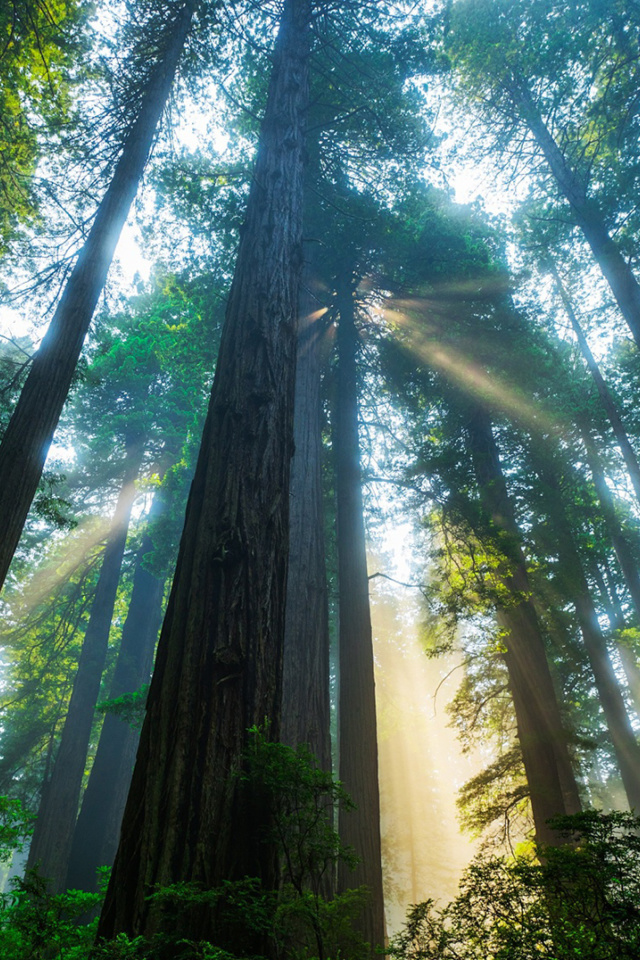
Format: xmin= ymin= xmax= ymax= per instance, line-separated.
xmin=549 ymin=260 xmax=640 ymax=506
xmin=538 ymin=459 xmax=640 ymax=811
xmin=98 ymin=0 xmax=311 ymax=943
xmin=26 ymin=436 xmax=143 ymax=890
xmin=466 ymin=407 xmax=581 ymax=843
xmin=65 ymin=526 xmax=165 ymax=892
xmin=580 ymin=423 xmax=640 ymax=621
xmin=0 ymin=0 xmax=196 ymax=593
xmin=282 ymin=248 xmax=332 ymax=772
xmin=592 ymin=562 xmax=640 ymax=721
xmin=519 ymin=83 xmax=640 ymax=348
xmin=335 ymin=275 xmax=385 ymax=951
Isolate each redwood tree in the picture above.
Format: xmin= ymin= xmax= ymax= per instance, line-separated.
xmin=466 ymin=406 xmax=582 ymax=842
xmin=282 ymin=249 xmax=332 ymax=772
xmin=334 ymin=273 xmax=385 ymax=950
xmin=0 ymin=0 xmax=197 ymax=592
xmin=98 ymin=0 xmax=312 ymax=942
xmin=25 ymin=432 xmax=144 ymax=890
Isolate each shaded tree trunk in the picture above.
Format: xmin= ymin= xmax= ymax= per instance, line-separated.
xmin=537 ymin=458 xmax=640 ymax=812
xmin=335 ymin=275 xmax=385 ymax=951
xmin=519 ymin=83 xmax=640 ymax=348
xmin=65 ymin=525 xmax=165 ymax=892
xmin=282 ymin=248 xmax=332 ymax=772
xmin=98 ymin=0 xmax=311 ymax=943
xmin=26 ymin=435 xmax=143 ymax=890
xmin=466 ymin=407 xmax=581 ymax=843
xmin=0 ymin=0 xmax=196 ymax=593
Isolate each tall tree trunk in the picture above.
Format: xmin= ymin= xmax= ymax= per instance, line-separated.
xmin=592 ymin=562 xmax=640 ymax=721
xmin=466 ymin=407 xmax=581 ymax=843
xmin=334 ymin=275 xmax=385 ymax=951
xmin=282 ymin=248 xmax=332 ymax=772
xmin=579 ymin=423 xmax=640 ymax=621
xmin=65 ymin=524 xmax=165 ymax=892
xmin=98 ymin=0 xmax=311 ymax=943
xmin=548 ymin=260 xmax=640 ymax=506
xmin=26 ymin=435 xmax=143 ymax=890
xmin=537 ymin=458 xmax=640 ymax=811
xmin=519 ymin=83 xmax=640 ymax=348
xmin=0 ymin=0 xmax=196 ymax=593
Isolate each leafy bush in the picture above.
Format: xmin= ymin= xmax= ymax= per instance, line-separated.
xmin=387 ymin=811 xmax=640 ymax=960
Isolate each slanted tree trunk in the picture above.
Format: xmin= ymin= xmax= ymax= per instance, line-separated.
xmin=0 ymin=0 xmax=196 ymax=593
xmin=537 ymin=457 xmax=640 ymax=812
xmin=98 ymin=0 xmax=311 ymax=943
xmin=334 ymin=274 xmax=385 ymax=951
xmin=519 ymin=83 xmax=640 ymax=348
xmin=466 ymin=407 xmax=581 ymax=843
xmin=592 ymin=562 xmax=640 ymax=721
xmin=580 ymin=423 xmax=640 ymax=621
xmin=282 ymin=248 xmax=332 ymax=772
xmin=548 ymin=261 xmax=640 ymax=506
xmin=26 ymin=435 xmax=144 ymax=890
xmin=65 ymin=524 xmax=165 ymax=892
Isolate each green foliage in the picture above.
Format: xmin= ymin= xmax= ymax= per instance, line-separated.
xmin=0 ymin=0 xmax=91 ymax=252
xmin=387 ymin=811 xmax=640 ymax=960
xmin=96 ymin=684 xmax=149 ymax=729
xmin=0 ymin=735 xmax=368 ymax=959
xmin=0 ymin=869 xmax=101 ymax=960
xmin=0 ymin=796 xmax=33 ymax=861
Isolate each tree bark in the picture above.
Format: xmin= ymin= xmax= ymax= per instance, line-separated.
xmin=466 ymin=407 xmax=581 ymax=843
xmin=519 ymin=84 xmax=640 ymax=348
xmin=0 ymin=0 xmax=196 ymax=593
xmin=549 ymin=260 xmax=640 ymax=507
xmin=26 ymin=435 xmax=143 ymax=890
xmin=282 ymin=249 xmax=332 ymax=772
xmin=334 ymin=275 xmax=385 ymax=951
xmin=98 ymin=0 xmax=311 ymax=943
xmin=65 ymin=525 xmax=165 ymax=892
xmin=537 ymin=459 xmax=640 ymax=812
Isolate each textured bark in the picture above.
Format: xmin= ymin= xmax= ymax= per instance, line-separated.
xmin=466 ymin=408 xmax=581 ymax=843
xmin=335 ymin=276 xmax=385 ymax=951
xmin=66 ymin=527 xmax=165 ymax=892
xmin=282 ymin=251 xmax=332 ymax=772
xmin=0 ymin=0 xmax=196 ymax=593
xmin=550 ymin=262 xmax=640 ymax=507
xmin=98 ymin=0 xmax=311 ymax=942
xmin=538 ymin=461 xmax=640 ymax=812
xmin=519 ymin=85 xmax=640 ymax=348
xmin=26 ymin=437 xmax=143 ymax=890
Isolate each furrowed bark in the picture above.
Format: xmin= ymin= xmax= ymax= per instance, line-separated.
xmin=0 ymin=0 xmax=196 ymax=592
xmin=66 ymin=524 xmax=165 ymax=892
xmin=466 ymin=407 xmax=581 ymax=842
xmin=26 ymin=436 xmax=143 ymax=890
xmin=98 ymin=0 xmax=311 ymax=942
xmin=282 ymin=249 xmax=332 ymax=772
xmin=335 ymin=275 xmax=385 ymax=951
